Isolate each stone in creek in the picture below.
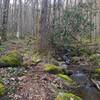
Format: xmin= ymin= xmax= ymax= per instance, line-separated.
xmin=60 ymin=62 xmax=68 ymax=69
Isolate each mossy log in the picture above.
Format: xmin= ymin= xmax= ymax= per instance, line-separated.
xmin=91 ymin=79 xmax=100 ymax=91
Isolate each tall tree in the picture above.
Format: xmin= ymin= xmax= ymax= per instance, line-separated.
xmin=52 ymin=0 xmax=57 ymax=29
xmin=35 ymin=0 xmax=39 ymax=34
xmin=13 ymin=0 xmax=18 ymax=35
xmin=57 ymin=0 xmax=63 ymax=25
xmin=31 ymin=0 xmax=35 ymax=36
xmin=40 ymin=0 xmax=49 ymax=50
xmin=1 ymin=0 xmax=10 ymax=41
xmin=0 ymin=0 xmax=3 ymax=30
xmin=17 ymin=0 xmax=23 ymax=38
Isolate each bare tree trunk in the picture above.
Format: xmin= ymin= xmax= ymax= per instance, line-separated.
xmin=57 ymin=0 xmax=62 ymax=25
xmin=35 ymin=0 xmax=39 ymax=34
xmin=47 ymin=0 xmax=51 ymax=34
xmin=23 ymin=0 xmax=27 ymax=35
xmin=17 ymin=0 xmax=23 ymax=39
xmin=1 ymin=0 xmax=10 ymax=41
xmin=13 ymin=0 xmax=18 ymax=35
xmin=0 ymin=0 xmax=3 ymax=31
xmin=31 ymin=0 xmax=35 ymax=36
xmin=52 ymin=0 xmax=56 ymax=30
xmin=40 ymin=0 xmax=48 ymax=50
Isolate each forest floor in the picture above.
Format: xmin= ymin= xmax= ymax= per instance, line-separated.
xmin=0 ymin=39 xmax=100 ymax=100
xmin=8 ymin=63 xmax=60 ymax=100
xmin=0 ymin=39 xmax=70 ymax=100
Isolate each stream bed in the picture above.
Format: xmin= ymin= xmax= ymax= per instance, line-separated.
xmin=71 ymin=70 xmax=100 ymax=100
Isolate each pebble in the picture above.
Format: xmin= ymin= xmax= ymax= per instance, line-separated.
xmin=11 ymin=78 xmax=15 ymax=81
xmin=18 ymin=76 xmax=26 ymax=81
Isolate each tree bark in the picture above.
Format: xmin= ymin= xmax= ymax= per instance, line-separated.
xmin=40 ymin=0 xmax=48 ymax=50
xmin=1 ymin=0 xmax=10 ymax=41
xmin=31 ymin=0 xmax=35 ymax=36
xmin=0 ymin=0 xmax=3 ymax=31
xmin=17 ymin=0 xmax=23 ymax=39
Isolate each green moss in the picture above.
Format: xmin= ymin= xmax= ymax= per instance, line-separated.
xmin=0 ymin=83 xmax=5 ymax=96
xmin=0 ymin=47 xmax=5 ymax=52
xmin=91 ymin=68 xmax=100 ymax=80
xmin=32 ymin=53 xmax=41 ymax=64
xmin=44 ymin=64 xmax=69 ymax=74
xmin=44 ymin=64 xmax=60 ymax=73
xmin=0 ymin=50 xmax=22 ymax=66
xmin=95 ymin=68 xmax=100 ymax=73
xmin=55 ymin=92 xmax=82 ymax=100
xmin=58 ymin=74 xmax=75 ymax=84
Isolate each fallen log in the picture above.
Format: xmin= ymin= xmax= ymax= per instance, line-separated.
xmin=91 ymin=79 xmax=100 ymax=91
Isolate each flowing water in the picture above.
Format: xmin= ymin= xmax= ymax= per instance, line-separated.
xmin=59 ymin=51 xmax=100 ymax=100
xmin=71 ymin=71 xmax=100 ymax=100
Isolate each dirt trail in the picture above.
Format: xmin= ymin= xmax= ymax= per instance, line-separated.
xmin=14 ymin=64 xmax=57 ymax=100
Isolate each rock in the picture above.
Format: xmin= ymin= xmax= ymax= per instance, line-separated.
xmin=44 ymin=63 xmax=71 ymax=75
xmin=0 ymin=50 xmax=22 ymax=67
xmin=57 ymin=74 xmax=75 ymax=85
xmin=57 ymin=57 xmax=62 ymax=61
xmin=59 ymin=62 xmax=68 ymax=69
xmin=55 ymin=92 xmax=82 ymax=100
xmin=32 ymin=53 xmax=42 ymax=64
xmin=95 ymin=68 xmax=100 ymax=74
xmin=18 ymin=76 xmax=26 ymax=81
xmin=44 ymin=64 xmax=60 ymax=73
xmin=10 ymin=78 xmax=15 ymax=81
xmin=72 ymin=57 xmax=80 ymax=64
xmin=14 ymin=94 xmax=22 ymax=99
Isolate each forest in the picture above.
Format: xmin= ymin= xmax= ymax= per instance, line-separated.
xmin=0 ymin=0 xmax=100 ymax=100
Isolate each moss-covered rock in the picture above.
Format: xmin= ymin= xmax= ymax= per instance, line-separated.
xmin=44 ymin=63 xmax=69 ymax=74
xmin=0 ymin=50 xmax=22 ymax=66
xmin=32 ymin=53 xmax=41 ymax=64
xmin=0 ymin=83 xmax=5 ymax=96
xmin=95 ymin=68 xmax=100 ymax=73
xmin=57 ymin=74 xmax=75 ymax=84
xmin=44 ymin=64 xmax=60 ymax=73
xmin=55 ymin=92 xmax=82 ymax=100
xmin=72 ymin=57 xmax=80 ymax=64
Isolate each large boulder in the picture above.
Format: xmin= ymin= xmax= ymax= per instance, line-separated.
xmin=0 ymin=50 xmax=22 ymax=67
